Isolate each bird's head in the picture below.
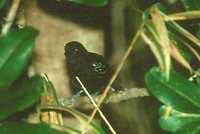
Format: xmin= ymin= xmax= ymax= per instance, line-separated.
xmin=65 ymin=41 xmax=88 ymax=56
xmin=64 ymin=41 xmax=88 ymax=64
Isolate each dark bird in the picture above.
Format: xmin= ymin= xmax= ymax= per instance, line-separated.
xmin=65 ymin=41 xmax=121 ymax=97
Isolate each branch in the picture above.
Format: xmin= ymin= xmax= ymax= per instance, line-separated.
xmin=59 ymin=87 xmax=150 ymax=110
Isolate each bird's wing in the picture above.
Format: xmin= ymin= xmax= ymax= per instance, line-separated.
xmin=88 ymin=52 xmax=112 ymax=78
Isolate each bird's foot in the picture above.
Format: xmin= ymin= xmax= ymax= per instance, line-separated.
xmin=59 ymin=97 xmax=73 ymax=106
xmin=110 ymin=86 xmax=125 ymax=94
xmin=59 ymin=90 xmax=84 ymax=106
xmin=70 ymin=90 xmax=84 ymax=104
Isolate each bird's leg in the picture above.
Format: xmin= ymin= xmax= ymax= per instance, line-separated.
xmin=100 ymin=86 xmax=117 ymax=94
xmin=71 ymin=90 xmax=84 ymax=104
xmin=81 ymin=90 xmax=100 ymax=104
xmin=110 ymin=86 xmax=116 ymax=92
xmin=110 ymin=86 xmax=124 ymax=93
xmin=91 ymin=90 xmax=100 ymax=96
xmin=58 ymin=90 xmax=84 ymax=106
xmin=59 ymin=97 xmax=72 ymax=106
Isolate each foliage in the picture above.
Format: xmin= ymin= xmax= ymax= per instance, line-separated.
xmin=0 ymin=75 xmax=43 ymax=121
xmin=0 ymin=27 xmax=39 ymax=92
xmin=0 ymin=0 xmax=6 ymax=10
xmin=146 ymin=67 xmax=200 ymax=114
xmin=0 ymin=122 xmax=70 ymax=134
xmin=144 ymin=1 xmax=200 ymax=133
xmin=0 ymin=0 xmax=199 ymax=133
xmin=182 ymin=0 xmax=200 ymax=11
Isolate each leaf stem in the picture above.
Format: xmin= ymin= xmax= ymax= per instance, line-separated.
xmin=167 ymin=11 xmax=200 ymax=21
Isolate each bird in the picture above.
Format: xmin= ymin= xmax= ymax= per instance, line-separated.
xmin=64 ymin=41 xmax=122 ymax=98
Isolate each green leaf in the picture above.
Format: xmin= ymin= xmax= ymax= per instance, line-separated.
xmin=159 ymin=105 xmax=200 ymax=133
xmin=0 ymin=0 xmax=6 ymax=10
xmin=0 ymin=122 xmax=69 ymax=134
xmin=175 ymin=122 xmax=200 ymax=134
xmin=68 ymin=108 xmax=106 ymax=134
xmin=40 ymin=105 xmax=106 ymax=134
xmin=145 ymin=67 xmax=200 ymax=113
xmin=196 ymin=69 xmax=200 ymax=86
xmin=63 ymin=0 xmax=107 ymax=7
xmin=0 ymin=75 xmax=42 ymax=121
xmin=0 ymin=27 xmax=39 ymax=92
xmin=182 ymin=0 xmax=200 ymax=11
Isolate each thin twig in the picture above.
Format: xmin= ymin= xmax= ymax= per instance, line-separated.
xmin=167 ymin=11 xmax=200 ymax=21
xmin=123 ymin=0 xmax=143 ymax=14
xmin=75 ymin=77 xmax=117 ymax=134
xmin=85 ymin=22 xmax=144 ymax=131
xmin=1 ymin=0 xmax=21 ymax=35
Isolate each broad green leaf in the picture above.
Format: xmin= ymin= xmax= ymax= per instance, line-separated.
xmin=159 ymin=105 xmax=200 ymax=133
xmin=40 ymin=105 xmax=106 ymax=134
xmin=0 ymin=27 xmax=39 ymax=92
xmin=0 ymin=122 xmax=69 ymax=134
xmin=63 ymin=0 xmax=107 ymax=7
xmin=145 ymin=67 xmax=200 ymax=113
xmin=197 ymin=69 xmax=200 ymax=86
xmin=0 ymin=0 xmax=6 ymax=10
xmin=182 ymin=0 xmax=200 ymax=11
xmin=175 ymin=121 xmax=200 ymax=134
xmin=0 ymin=75 xmax=42 ymax=121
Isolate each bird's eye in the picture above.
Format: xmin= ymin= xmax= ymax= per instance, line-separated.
xmin=73 ymin=48 xmax=79 ymax=55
